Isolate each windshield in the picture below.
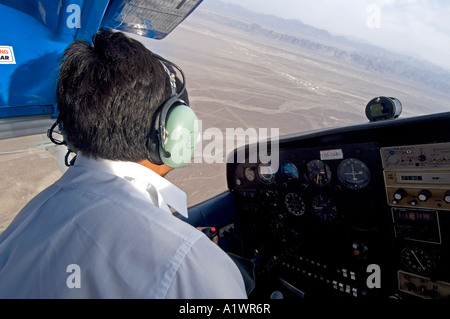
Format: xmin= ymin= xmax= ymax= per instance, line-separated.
xmin=149 ymin=0 xmax=450 ymax=205
xmin=1 ymin=0 xmax=450 ymax=230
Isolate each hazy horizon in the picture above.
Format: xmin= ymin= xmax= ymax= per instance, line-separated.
xmin=218 ymin=0 xmax=450 ymax=70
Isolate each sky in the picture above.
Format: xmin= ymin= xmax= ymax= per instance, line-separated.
xmin=219 ymin=0 xmax=450 ymax=69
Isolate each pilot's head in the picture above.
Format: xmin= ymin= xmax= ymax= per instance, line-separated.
xmin=57 ymin=29 xmax=187 ymax=164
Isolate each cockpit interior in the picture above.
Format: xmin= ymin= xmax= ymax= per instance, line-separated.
xmin=1 ymin=0 xmax=450 ymax=301
xmin=188 ymin=110 xmax=450 ymax=300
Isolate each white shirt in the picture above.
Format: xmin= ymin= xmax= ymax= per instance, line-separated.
xmin=0 ymin=155 xmax=247 ymax=299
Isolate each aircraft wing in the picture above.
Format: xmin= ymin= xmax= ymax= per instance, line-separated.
xmin=0 ymin=0 xmax=203 ymax=139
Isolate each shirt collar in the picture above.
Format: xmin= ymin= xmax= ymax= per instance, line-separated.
xmin=74 ymin=154 xmax=188 ymax=218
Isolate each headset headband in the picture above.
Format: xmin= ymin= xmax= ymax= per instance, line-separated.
xmin=152 ymin=54 xmax=188 ymax=159
xmin=152 ymin=53 xmax=186 ymax=97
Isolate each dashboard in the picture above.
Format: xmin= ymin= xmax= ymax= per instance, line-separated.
xmin=226 ymin=111 xmax=450 ymax=299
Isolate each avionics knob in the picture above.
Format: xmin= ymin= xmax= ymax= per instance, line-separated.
xmin=394 ymin=188 xmax=407 ymax=201
xmin=418 ymin=155 xmax=427 ymax=162
xmin=418 ymin=189 xmax=432 ymax=202
xmin=444 ymin=191 xmax=450 ymax=204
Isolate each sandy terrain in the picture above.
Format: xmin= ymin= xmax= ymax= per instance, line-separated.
xmin=1 ymin=6 xmax=450 ymax=233
xmin=0 ymin=135 xmax=62 ymax=233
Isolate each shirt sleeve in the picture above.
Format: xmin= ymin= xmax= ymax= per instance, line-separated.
xmin=164 ymin=235 xmax=248 ymax=299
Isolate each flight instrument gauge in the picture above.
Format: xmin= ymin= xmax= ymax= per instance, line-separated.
xmin=311 ymin=195 xmax=338 ymax=222
xmin=401 ymin=246 xmax=435 ymax=275
xmin=306 ymin=160 xmax=332 ymax=187
xmin=337 ymin=158 xmax=371 ymax=190
xmin=284 ymin=192 xmax=306 ymax=216
xmin=258 ymin=163 xmax=275 ymax=184
xmin=365 ymin=96 xmax=402 ymax=122
xmin=244 ymin=167 xmax=256 ymax=182
xmin=280 ymin=161 xmax=299 ymax=180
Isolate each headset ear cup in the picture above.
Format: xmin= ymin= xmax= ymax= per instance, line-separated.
xmin=159 ymin=104 xmax=199 ymax=168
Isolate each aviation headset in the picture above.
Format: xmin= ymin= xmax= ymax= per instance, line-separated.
xmin=147 ymin=53 xmax=199 ymax=168
xmin=48 ymin=54 xmax=198 ymax=168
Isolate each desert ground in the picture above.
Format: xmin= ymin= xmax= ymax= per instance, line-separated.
xmin=1 ymin=6 xmax=450 ymax=233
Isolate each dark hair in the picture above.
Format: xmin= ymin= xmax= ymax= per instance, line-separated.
xmin=57 ymin=29 xmax=173 ymax=162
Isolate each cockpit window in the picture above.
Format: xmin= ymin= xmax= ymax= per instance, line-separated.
xmin=145 ymin=0 xmax=450 ymax=206
xmin=1 ymin=0 xmax=449 ymax=227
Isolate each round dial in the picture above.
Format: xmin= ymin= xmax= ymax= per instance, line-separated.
xmin=306 ymin=160 xmax=332 ymax=187
xmin=280 ymin=162 xmax=299 ymax=180
xmin=337 ymin=158 xmax=371 ymax=190
xmin=258 ymin=163 xmax=275 ymax=184
xmin=244 ymin=167 xmax=256 ymax=182
xmin=284 ymin=192 xmax=306 ymax=216
xmin=401 ymin=246 xmax=435 ymax=275
xmin=311 ymin=195 xmax=338 ymax=222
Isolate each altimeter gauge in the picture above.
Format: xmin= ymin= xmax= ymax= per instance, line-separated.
xmin=306 ymin=160 xmax=332 ymax=187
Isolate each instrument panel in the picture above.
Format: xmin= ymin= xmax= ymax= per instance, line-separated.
xmin=381 ymin=142 xmax=450 ymax=299
xmin=226 ymin=112 xmax=450 ymax=300
xmin=233 ymin=142 xmax=385 ymax=227
xmin=231 ymin=142 xmax=390 ymax=299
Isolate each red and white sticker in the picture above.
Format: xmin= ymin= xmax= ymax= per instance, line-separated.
xmin=0 ymin=46 xmax=16 ymax=64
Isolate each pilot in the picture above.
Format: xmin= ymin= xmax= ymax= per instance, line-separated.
xmin=0 ymin=29 xmax=247 ymax=299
